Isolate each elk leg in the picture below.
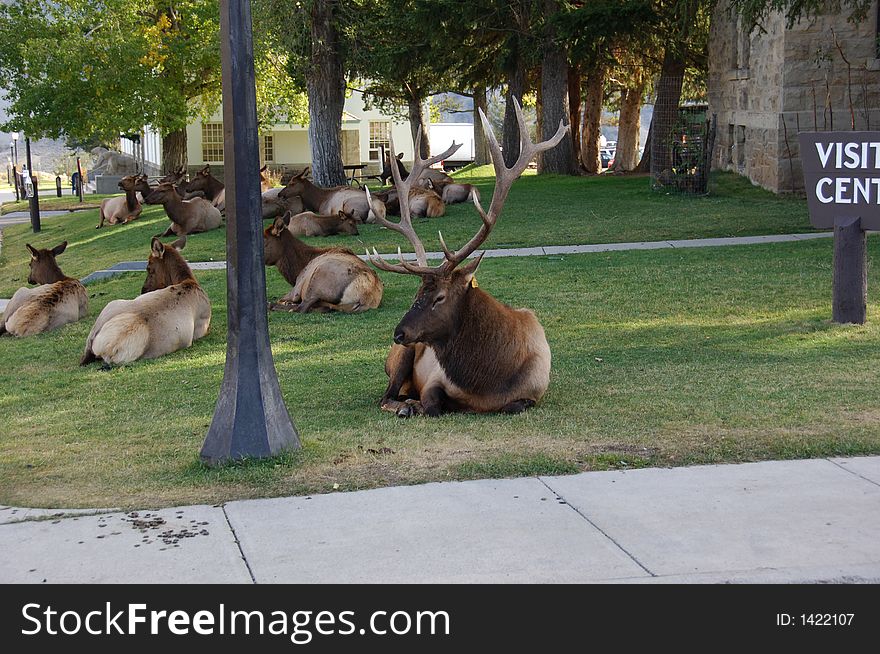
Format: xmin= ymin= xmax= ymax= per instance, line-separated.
xmin=419 ymin=385 xmax=448 ymax=417
xmin=156 ymin=224 xmax=175 ymax=238
xmin=500 ymin=399 xmax=536 ymax=414
xmin=80 ymin=349 xmax=98 ymax=366
xmin=381 ymin=345 xmax=416 ymax=409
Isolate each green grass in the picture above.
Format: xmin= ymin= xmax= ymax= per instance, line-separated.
xmin=0 ymin=195 xmax=110 ymax=215
xmin=1 ymin=237 xmax=879 ymax=509
xmin=0 ymin=170 xmax=812 ymax=296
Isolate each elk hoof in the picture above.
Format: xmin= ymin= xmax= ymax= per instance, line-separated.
xmin=396 ymin=399 xmax=424 ymax=418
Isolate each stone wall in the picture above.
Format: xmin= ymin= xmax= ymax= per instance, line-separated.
xmin=709 ymin=1 xmax=880 ymax=192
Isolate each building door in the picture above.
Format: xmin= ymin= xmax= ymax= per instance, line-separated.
xmin=342 ymin=129 xmax=361 ymax=165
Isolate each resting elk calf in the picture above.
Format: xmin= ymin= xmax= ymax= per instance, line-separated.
xmin=97 ymin=174 xmax=152 ymax=228
xmin=367 ymin=98 xmax=568 ymax=416
xmin=146 ymin=182 xmax=223 ymax=237
xmin=264 ymin=214 xmax=382 ymax=313
xmin=81 ymin=236 xmax=211 ymax=366
xmin=0 ymin=242 xmax=87 ymax=337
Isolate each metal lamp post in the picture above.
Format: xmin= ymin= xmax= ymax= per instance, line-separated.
xmin=24 ymin=136 xmax=40 ymax=233
xmin=200 ymin=0 xmax=300 ymax=465
xmin=11 ymin=132 xmax=19 ymax=201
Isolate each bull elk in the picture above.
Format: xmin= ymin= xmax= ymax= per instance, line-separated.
xmin=279 ymin=169 xmax=375 ymax=223
xmin=366 ymin=98 xmax=568 ymax=416
xmin=146 ymin=182 xmax=223 ymax=237
xmin=81 ymin=236 xmax=211 ymax=366
xmin=264 ymin=214 xmax=382 ymax=313
xmin=0 ymin=242 xmax=88 ymax=337
xmin=97 ymin=174 xmax=151 ymax=228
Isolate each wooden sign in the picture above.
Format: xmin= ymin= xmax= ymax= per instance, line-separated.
xmin=799 ymin=131 xmax=880 ymax=229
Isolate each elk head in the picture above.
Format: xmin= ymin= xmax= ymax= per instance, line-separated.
xmin=366 ymin=97 xmax=568 ymax=345
xmin=263 ymin=214 xmax=291 ymax=266
xmin=26 ymin=242 xmax=69 ymax=285
xmin=184 ymin=165 xmax=213 ymax=194
xmin=119 ymin=173 xmax=150 ymax=195
xmin=145 ymin=182 xmax=178 ymax=205
xmin=142 ymin=236 xmax=189 ymax=294
xmin=278 ymin=168 xmax=309 ymax=201
xmin=337 ymin=211 xmax=360 ymax=235
xmin=158 ymin=167 xmax=186 ymax=185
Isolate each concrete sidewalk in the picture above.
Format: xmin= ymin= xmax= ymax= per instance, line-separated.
xmin=1 ymin=456 xmax=878 ymax=584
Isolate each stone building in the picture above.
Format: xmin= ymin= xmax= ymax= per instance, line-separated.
xmin=709 ymin=1 xmax=880 ymax=192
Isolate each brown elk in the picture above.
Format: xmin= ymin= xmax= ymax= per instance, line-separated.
xmin=260 ymin=164 xmax=273 ymax=193
xmin=262 ymin=186 xmax=304 ymax=220
xmin=373 ymin=185 xmax=445 ymax=218
xmin=286 ymin=210 xmax=360 ymax=237
xmin=81 ymin=236 xmax=211 ymax=366
xmin=380 ymin=151 xmax=408 ymax=185
xmin=184 ymin=165 xmax=226 ymax=212
xmin=97 ymin=174 xmax=151 ymax=228
xmin=416 ymin=173 xmax=478 ymax=205
xmin=366 ymin=98 xmax=568 ymax=416
xmin=264 ymin=214 xmax=382 ymax=313
xmin=278 ymin=169 xmax=374 ymax=222
xmin=146 ymin=182 xmax=223 ymax=237
xmin=0 ymin=242 xmax=88 ymax=337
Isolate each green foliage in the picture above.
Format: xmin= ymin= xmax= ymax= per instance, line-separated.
xmin=0 ymin=0 xmax=305 ymax=141
xmin=729 ymin=0 xmax=873 ymax=29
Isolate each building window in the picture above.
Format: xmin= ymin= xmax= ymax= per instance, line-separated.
xmin=261 ymin=134 xmax=274 ymax=164
xmin=201 ymin=122 xmax=224 ymax=163
xmin=369 ymin=121 xmax=391 ymax=161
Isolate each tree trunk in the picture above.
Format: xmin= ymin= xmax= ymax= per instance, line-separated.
xmin=408 ymin=96 xmax=431 ymax=159
xmin=580 ymin=65 xmax=604 ymax=174
xmin=538 ymin=0 xmax=575 ymax=175
xmin=609 ymin=79 xmax=644 ymax=172
xmin=162 ymin=128 xmax=187 ymax=175
xmin=502 ymin=50 xmax=527 ymax=167
xmin=568 ymin=64 xmax=582 ymax=168
xmin=635 ymin=48 xmax=686 ymax=174
xmin=307 ymin=0 xmax=347 ymax=187
xmin=473 ymin=85 xmax=491 ymax=166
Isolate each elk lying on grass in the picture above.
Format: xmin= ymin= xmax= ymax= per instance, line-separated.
xmin=374 ymin=185 xmax=445 ymax=218
xmin=262 ymin=187 xmax=304 ymax=220
xmin=279 ymin=169 xmax=374 ymax=222
xmin=146 ymin=182 xmax=223 ymax=237
xmin=417 ymin=173 xmax=477 ymax=205
xmin=366 ymin=98 xmax=568 ymax=417
xmin=264 ymin=214 xmax=382 ymax=313
xmin=184 ymin=165 xmax=226 ymax=213
xmin=81 ymin=236 xmax=211 ymax=366
xmin=286 ymin=210 xmax=359 ymax=237
xmin=97 ymin=174 xmax=152 ymax=228
xmin=0 ymin=242 xmax=88 ymax=337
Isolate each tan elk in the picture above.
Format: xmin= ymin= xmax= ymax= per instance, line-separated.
xmin=278 ymin=169 xmax=374 ymax=222
xmin=262 ymin=186 xmax=304 ymax=220
xmin=287 ymin=210 xmax=360 ymax=237
xmin=264 ymin=214 xmax=382 ymax=313
xmin=366 ymin=98 xmax=568 ymax=416
xmin=373 ymin=185 xmax=445 ymax=218
xmin=416 ymin=172 xmax=478 ymax=205
xmin=0 ymin=242 xmax=88 ymax=337
xmin=184 ymin=165 xmax=226 ymax=212
xmin=81 ymin=236 xmax=211 ymax=366
xmin=146 ymin=182 xmax=223 ymax=237
xmin=97 ymin=174 xmax=151 ymax=228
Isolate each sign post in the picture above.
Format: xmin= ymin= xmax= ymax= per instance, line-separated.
xmin=798 ymin=132 xmax=880 ymax=324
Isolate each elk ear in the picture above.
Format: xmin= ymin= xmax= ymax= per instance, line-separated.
xmin=260 ymin=164 xmax=268 ymax=173
xmin=151 ymin=237 xmax=165 ymax=258
xmin=271 ymin=216 xmax=286 ymax=235
xmin=458 ymin=253 xmax=484 ymax=285
xmin=51 ymin=241 xmax=68 ymax=257
xmin=26 ymin=243 xmax=38 ymax=259
xmin=302 ymin=167 xmax=310 ymax=179
xmin=170 ymin=235 xmax=187 ymax=251
xmin=397 ymin=153 xmax=404 ymax=160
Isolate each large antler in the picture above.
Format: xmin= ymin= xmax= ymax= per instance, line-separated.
xmin=367 ymin=128 xmax=462 ymax=274
xmin=368 ymin=97 xmax=569 ymax=276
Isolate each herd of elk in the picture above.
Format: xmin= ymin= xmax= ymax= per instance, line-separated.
xmin=97 ymin=174 xmax=152 ymax=228
xmin=279 ymin=169 xmax=378 ymax=223
xmin=81 ymin=236 xmax=211 ymax=366
xmin=366 ymin=98 xmax=567 ymax=417
xmin=264 ymin=213 xmax=382 ymax=313
xmin=1 ymin=242 xmax=88 ymax=337
xmin=146 ymin=182 xmax=223 ymax=237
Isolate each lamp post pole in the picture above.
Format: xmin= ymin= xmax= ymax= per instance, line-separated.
xmin=200 ymin=0 xmax=300 ymax=465
xmin=25 ymin=136 xmax=40 ymax=233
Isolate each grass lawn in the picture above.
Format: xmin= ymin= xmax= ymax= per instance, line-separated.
xmin=1 ymin=237 xmax=879 ymax=509
xmin=0 ymin=170 xmax=813 ymax=297
xmin=0 ymin=195 xmax=110 ymax=215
